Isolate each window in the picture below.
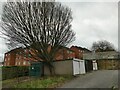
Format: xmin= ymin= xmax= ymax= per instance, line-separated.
xmin=23 ymin=61 xmax=26 ymax=65
xmin=16 ymin=57 xmax=18 ymax=60
xmin=67 ymin=51 xmax=70 ymax=54
xmin=19 ymin=62 xmax=20 ymax=65
xmin=19 ymin=52 xmax=22 ymax=54
xmin=15 ymin=62 xmax=17 ymax=65
xmin=28 ymin=54 xmax=31 ymax=57
xmin=70 ymin=51 xmax=72 ymax=54
xmin=68 ymin=57 xmax=70 ymax=59
xmin=24 ymin=49 xmax=27 ymax=53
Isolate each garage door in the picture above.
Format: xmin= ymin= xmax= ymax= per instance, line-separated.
xmin=73 ymin=61 xmax=79 ymax=75
xmin=93 ymin=60 xmax=98 ymax=70
xmin=79 ymin=60 xmax=85 ymax=74
xmin=73 ymin=59 xmax=86 ymax=75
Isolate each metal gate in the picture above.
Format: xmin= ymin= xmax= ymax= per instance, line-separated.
xmin=29 ymin=62 xmax=43 ymax=77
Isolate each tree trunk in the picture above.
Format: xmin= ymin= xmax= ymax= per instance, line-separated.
xmin=48 ymin=64 xmax=55 ymax=76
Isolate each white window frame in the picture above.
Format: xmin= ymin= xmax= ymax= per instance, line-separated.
xmin=19 ymin=62 xmax=20 ymax=65
xmin=15 ymin=62 xmax=17 ymax=65
xmin=23 ymin=61 xmax=26 ymax=65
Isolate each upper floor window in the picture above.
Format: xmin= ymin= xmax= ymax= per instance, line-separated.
xmin=67 ymin=51 xmax=70 ymax=54
xmin=24 ymin=49 xmax=27 ymax=53
xmin=24 ymin=57 xmax=26 ymax=59
xmin=28 ymin=54 xmax=31 ymax=57
xmin=28 ymin=61 xmax=30 ymax=65
xmin=19 ymin=52 xmax=22 ymax=54
xmin=70 ymin=51 xmax=73 ymax=54
xmin=16 ymin=56 xmax=19 ymax=60
xmin=67 ymin=51 xmax=72 ymax=54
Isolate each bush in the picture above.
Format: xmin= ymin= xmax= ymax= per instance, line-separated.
xmin=2 ymin=66 xmax=29 ymax=80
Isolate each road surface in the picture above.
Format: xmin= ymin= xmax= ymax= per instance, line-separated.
xmin=59 ymin=70 xmax=119 ymax=88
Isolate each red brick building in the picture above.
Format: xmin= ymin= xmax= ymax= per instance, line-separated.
xmin=55 ymin=47 xmax=75 ymax=60
xmin=4 ymin=47 xmax=31 ymax=66
xmin=70 ymin=46 xmax=91 ymax=59
xmin=4 ymin=46 xmax=75 ymax=66
xmin=4 ymin=47 xmax=19 ymax=66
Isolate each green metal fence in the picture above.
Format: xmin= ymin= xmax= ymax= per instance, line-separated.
xmin=29 ymin=62 xmax=43 ymax=77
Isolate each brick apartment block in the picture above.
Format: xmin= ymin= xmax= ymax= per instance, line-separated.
xmin=70 ymin=46 xmax=91 ymax=59
xmin=4 ymin=46 xmax=76 ymax=66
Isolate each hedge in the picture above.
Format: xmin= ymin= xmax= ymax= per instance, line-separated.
xmin=2 ymin=66 xmax=29 ymax=80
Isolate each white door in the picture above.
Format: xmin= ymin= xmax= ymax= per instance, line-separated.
xmin=79 ymin=60 xmax=86 ymax=74
xmin=73 ymin=60 xmax=79 ymax=75
xmin=93 ymin=60 xmax=98 ymax=70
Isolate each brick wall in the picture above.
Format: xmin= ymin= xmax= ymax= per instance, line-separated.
xmin=70 ymin=46 xmax=90 ymax=59
xmin=4 ymin=52 xmax=16 ymax=66
xmin=55 ymin=48 xmax=75 ymax=60
xmin=97 ymin=60 xmax=120 ymax=70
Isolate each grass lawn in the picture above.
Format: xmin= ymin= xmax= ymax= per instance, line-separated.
xmin=2 ymin=75 xmax=74 ymax=88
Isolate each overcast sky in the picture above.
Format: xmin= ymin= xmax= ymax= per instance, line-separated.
xmin=0 ymin=0 xmax=118 ymax=62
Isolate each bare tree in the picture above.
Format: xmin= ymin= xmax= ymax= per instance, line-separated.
xmin=1 ymin=1 xmax=75 ymax=75
xmin=91 ymin=40 xmax=115 ymax=52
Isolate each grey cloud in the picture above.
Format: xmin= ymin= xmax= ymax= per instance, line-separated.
xmin=0 ymin=1 xmax=118 ymax=62
xmin=62 ymin=2 xmax=118 ymax=50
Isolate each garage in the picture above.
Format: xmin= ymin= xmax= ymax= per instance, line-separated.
xmin=85 ymin=60 xmax=93 ymax=72
xmin=73 ymin=58 xmax=86 ymax=75
xmin=93 ymin=60 xmax=98 ymax=70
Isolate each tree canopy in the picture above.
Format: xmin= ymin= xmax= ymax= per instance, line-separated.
xmin=91 ymin=40 xmax=115 ymax=52
xmin=1 ymin=1 xmax=75 ymax=74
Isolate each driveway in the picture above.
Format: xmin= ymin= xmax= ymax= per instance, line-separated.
xmin=59 ymin=70 xmax=118 ymax=88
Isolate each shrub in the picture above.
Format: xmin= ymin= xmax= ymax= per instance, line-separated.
xmin=2 ymin=66 xmax=29 ymax=80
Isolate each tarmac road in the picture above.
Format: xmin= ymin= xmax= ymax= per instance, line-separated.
xmin=59 ymin=70 xmax=119 ymax=88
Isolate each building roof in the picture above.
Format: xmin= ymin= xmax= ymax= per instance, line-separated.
xmin=83 ymin=51 xmax=119 ymax=60
xmin=59 ymin=46 xmax=74 ymax=52
xmin=71 ymin=46 xmax=91 ymax=52
xmin=5 ymin=47 xmax=23 ymax=54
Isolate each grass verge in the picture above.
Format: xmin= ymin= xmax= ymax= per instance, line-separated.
xmin=3 ymin=75 xmax=74 ymax=88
